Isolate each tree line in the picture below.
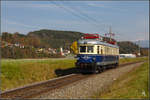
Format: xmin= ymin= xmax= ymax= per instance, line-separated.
xmin=0 ymin=29 xmax=148 ymax=59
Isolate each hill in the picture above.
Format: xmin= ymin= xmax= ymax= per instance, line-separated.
xmin=117 ymin=41 xmax=139 ymax=54
xmin=117 ymin=41 xmax=148 ymax=56
xmin=27 ymin=29 xmax=84 ymax=49
xmin=1 ymin=30 xmax=84 ymax=58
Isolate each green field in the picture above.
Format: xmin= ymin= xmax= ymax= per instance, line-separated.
xmin=1 ymin=58 xmax=76 ymax=91
xmin=92 ymin=60 xmax=149 ymax=99
xmin=0 ymin=57 xmax=148 ymax=91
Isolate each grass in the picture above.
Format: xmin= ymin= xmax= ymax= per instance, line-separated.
xmin=92 ymin=60 xmax=149 ymax=99
xmin=0 ymin=57 xmax=148 ymax=91
xmin=1 ymin=59 xmax=76 ymax=91
xmin=119 ymin=57 xmax=148 ymax=64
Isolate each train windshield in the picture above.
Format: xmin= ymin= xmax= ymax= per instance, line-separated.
xmin=87 ymin=46 xmax=93 ymax=53
xmin=80 ymin=46 xmax=93 ymax=53
xmin=80 ymin=46 xmax=86 ymax=52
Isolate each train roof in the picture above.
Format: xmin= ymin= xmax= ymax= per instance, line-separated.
xmin=78 ymin=39 xmax=119 ymax=48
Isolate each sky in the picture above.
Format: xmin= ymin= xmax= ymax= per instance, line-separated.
xmin=1 ymin=1 xmax=149 ymax=41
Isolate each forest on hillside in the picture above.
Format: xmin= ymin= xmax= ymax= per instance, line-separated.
xmin=1 ymin=29 xmax=84 ymax=49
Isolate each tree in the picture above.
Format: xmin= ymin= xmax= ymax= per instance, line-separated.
xmin=70 ymin=41 xmax=78 ymax=54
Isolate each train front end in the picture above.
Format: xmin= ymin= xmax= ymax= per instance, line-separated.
xmin=75 ymin=45 xmax=97 ymax=72
xmin=75 ymin=34 xmax=102 ymax=72
xmin=76 ymin=46 xmax=96 ymax=67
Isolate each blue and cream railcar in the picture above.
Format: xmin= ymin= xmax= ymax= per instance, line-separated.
xmin=75 ymin=39 xmax=119 ymax=73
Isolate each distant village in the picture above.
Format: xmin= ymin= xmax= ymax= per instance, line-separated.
xmin=0 ymin=37 xmax=148 ymax=59
xmin=1 ymin=40 xmax=71 ymax=56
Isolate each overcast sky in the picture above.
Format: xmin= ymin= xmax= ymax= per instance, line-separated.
xmin=1 ymin=1 xmax=149 ymax=41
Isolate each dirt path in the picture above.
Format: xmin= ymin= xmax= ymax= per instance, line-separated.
xmin=35 ymin=62 xmax=144 ymax=99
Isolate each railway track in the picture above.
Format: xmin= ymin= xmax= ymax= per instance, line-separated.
xmin=0 ymin=61 xmax=144 ymax=99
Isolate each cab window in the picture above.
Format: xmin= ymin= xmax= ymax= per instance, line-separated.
xmin=87 ymin=46 xmax=93 ymax=53
xmin=80 ymin=46 xmax=86 ymax=52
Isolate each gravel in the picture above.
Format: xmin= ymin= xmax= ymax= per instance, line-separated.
xmin=35 ymin=62 xmax=144 ymax=99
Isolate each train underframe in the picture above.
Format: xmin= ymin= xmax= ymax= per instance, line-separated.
xmin=75 ymin=62 xmax=119 ymax=74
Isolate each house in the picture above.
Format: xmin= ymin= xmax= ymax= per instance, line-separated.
xmin=119 ymin=54 xmax=136 ymax=58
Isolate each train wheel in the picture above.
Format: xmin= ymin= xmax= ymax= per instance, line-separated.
xmin=93 ymin=66 xmax=99 ymax=74
xmin=98 ymin=66 xmax=103 ymax=73
xmin=102 ymin=66 xmax=106 ymax=71
xmin=116 ymin=63 xmax=119 ymax=67
xmin=94 ymin=70 xmax=99 ymax=74
xmin=76 ymin=68 xmax=81 ymax=73
xmin=114 ymin=63 xmax=119 ymax=68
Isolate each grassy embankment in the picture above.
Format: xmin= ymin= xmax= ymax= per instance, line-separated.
xmin=119 ymin=57 xmax=147 ymax=64
xmin=92 ymin=59 xmax=149 ymax=99
xmin=1 ymin=57 xmax=148 ymax=91
xmin=1 ymin=59 xmax=75 ymax=91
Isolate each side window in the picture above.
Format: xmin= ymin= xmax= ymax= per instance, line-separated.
xmin=104 ymin=46 xmax=106 ymax=55
xmin=97 ymin=46 xmax=99 ymax=54
xmin=80 ymin=46 xmax=86 ymax=53
xmin=117 ymin=48 xmax=119 ymax=54
xmin=101 ymin=47 xmax=103 ymax=54
xmin=108 ymin=47 xmax=109 ymax=54
xmin=107 ymin=47 xmax=108 ymax=54
xmin=109 ymin=47 xmax=111 ymax=55
xmin=87 ymin=46 xmax=93 ymax=53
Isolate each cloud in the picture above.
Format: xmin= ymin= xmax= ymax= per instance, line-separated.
xmin=1 ymin=1 xmax=82 ymax=8
xmin=5 ymin=20 xmax=42 ymax=29
xmin=2 ymin=18 xmax=107 ymax=35
xmin=86 ymin=1 xmax=148 ymax=7
xmin=2 ymin=3 xmax=55 ymax=8
xmin=86 ymin=2 xmax=107 ymax=8
xmin=1 ymin=1 xmax=68 ymax=9
xmin=2 ymin=19 xmax=48 ymax=34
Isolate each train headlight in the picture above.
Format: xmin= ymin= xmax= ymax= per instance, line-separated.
xmin=76 ymin=57 xmax=79 ymax=60
xmin=93 ymin=57 xmax=96 ymax=61
xmin=74 ymin=55 xmax=77 ymax=58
